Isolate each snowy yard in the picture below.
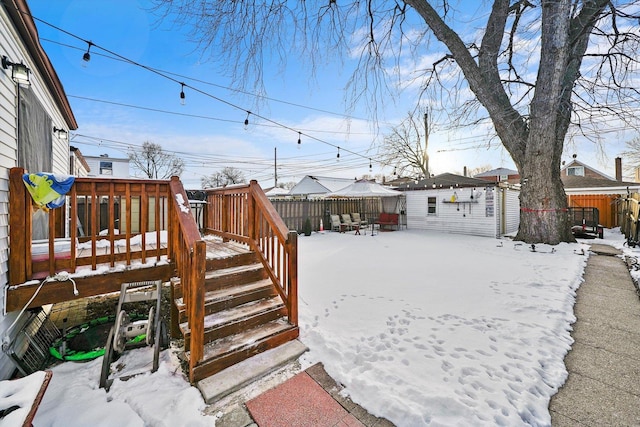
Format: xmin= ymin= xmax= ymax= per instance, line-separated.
xmin=28 ymin=228 xmax=636 ymax=426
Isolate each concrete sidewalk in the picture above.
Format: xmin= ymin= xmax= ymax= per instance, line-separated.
xmin=550 ymin=244 xmax=640 ymax=426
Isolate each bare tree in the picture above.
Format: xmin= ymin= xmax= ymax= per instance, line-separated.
xmin=128 ymin=141 xmax=184 ymax=179
xmin=381 ymin=110 xmax=433 ymax=179
xmin=201 ymin=167 xmax=246 ymax=189
xmin=153 ymin=1 xmax=640 ymax=243
xmin=621 ymin=136 xmax=640 ymax=177
xmin=467 ymin=165 xmax=494 ymax=178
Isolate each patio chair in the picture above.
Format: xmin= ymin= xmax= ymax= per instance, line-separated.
xmin=330 ymin=215 xmax=342 ymax=232
xmin=341 ymin=214 xmax=355 ymax=231
xmin=351 ymin=213 xmax=368 ymax=228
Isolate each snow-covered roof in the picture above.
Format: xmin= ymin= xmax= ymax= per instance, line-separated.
xmin=265 ymin=187 xmax=290 ymax=197
xmin=396 ymin=173 xmax=496 ymax=191
xmin=288 ymin=176 xmax=355 ymax=196
xmin=474 ymin=167 xmax=519 ymax=178
xmin=327 ymin=180 xmax=403 ymax=198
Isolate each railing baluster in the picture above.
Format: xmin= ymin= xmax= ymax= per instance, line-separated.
xmin=109 ymin=182 xmax=115 ymax=267
xmin=70 ymin=184 xmax=77 ymax=273
xmin=91 ymin=183 xmax=98 ymax=269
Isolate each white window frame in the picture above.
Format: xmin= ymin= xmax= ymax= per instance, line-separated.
xmin=567 ymin=166 xmax=584 ymax=176
xmin=427 ymin=196 xmax=437 ymax=216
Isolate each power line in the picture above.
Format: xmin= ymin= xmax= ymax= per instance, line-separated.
xmin=17 ymin=7 xmax=384 ymax=167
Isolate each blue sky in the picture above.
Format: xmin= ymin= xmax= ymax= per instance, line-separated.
xmin=27 ymin=1 xmax=631 ymax=188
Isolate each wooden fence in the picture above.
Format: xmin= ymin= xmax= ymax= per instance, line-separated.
xmin=620 ymin=193 xmax=640 ymax=245
xmin=269 ymin=198 xmax=384 ymax=232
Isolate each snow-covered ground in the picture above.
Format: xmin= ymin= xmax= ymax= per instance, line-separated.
xmin=26 ymin=228 xmax=638 ymax=426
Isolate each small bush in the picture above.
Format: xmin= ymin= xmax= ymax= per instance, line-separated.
xmin=303 ymin=217 xmax=312 ymax=236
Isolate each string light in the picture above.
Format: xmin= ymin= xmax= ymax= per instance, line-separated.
xmin=17 ymin=8 xmax=399 ymax=176
xmin=244 ymin=111 xmax=250 ymax=129
xmin=393 ymin=166 xmax=397 ymax=176
xmin=82 ymin=41 xmax=93 ymax=67
xmin=369 ymin=158 xmax=372 ymax=172
xmin=297 ymin=132 xmax=301 ymax=149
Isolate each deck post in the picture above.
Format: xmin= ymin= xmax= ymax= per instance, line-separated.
xmin=189 ymin=240 xmax=206 ymax=380
xmin=287 ymin=231 xmax=298 ymax=326
xmin=9 ymin=167 xmax=29 ymax=285
xmin=248 ymin=181 xmax=257 ymax=241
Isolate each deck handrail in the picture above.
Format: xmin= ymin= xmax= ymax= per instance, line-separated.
xmin=204 ymin=180 xmax=298 ymax=325
xmin=167 ymin=177 xmax=206 ymax=375
xmin=9 ymin=168 xmax=171 ymax=285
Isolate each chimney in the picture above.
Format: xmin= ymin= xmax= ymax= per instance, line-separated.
xmin=615 ymin=157 xmax=622 ymax=182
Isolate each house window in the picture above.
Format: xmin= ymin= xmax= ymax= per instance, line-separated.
xmin=567 ymin=166 xmax=584 ymax=176
xmin=427 ymin=197 xmax=437 ymax=215
xmin=100 ymin=161 xmax=113 ymax=175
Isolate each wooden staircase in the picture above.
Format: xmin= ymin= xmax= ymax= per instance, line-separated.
xmin=173 ymin=241 xmax=299 ymax=382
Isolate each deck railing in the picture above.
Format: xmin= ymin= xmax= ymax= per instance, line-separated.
xmin=9 ymin=168 xmax=170 ymax=285
xmin=9 ymin=169 xmax=296 ymax=381
xmin=167 ymin=177 xmax=206 ymax=374
xmin=204 ymin=181 xmax=298 ymax=325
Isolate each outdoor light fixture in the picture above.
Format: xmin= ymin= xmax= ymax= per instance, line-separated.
xmin=2 ymin=55 xmax=30 ymax=87
xmin=336 ymin=147 xmax=340 ymax=162
xmin=244 ymin=111 xmax=250 ymax=128
xmin=180 ymin=83 xmax=186 ymax=105
xmin=53 ymin=126 xmax=68 ymax=140
xmin=82 ymin=41 xmax=93 ymax=64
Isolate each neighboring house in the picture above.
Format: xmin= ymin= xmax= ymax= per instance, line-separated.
xmin=0 ymin=0 xmax=78 ymax=379
xmin=70 ymin=146 xmax=90 ymax=177
xmin=288 ymin=175 xmax=355 ymax=199
xmin=474 ymin=167 xmax=520 ymax=185
xmin=84 ymin=154 xmax=130 ymax=178
xmin=561 ymin=157 xmax=640 ymax=228
xmin=561 ymin=156 xmax=615 ymax=180
xmin=397 ymin=173 xmax=520 ymax=238
xmin=264 ymin=186 xmax=290 ymax=198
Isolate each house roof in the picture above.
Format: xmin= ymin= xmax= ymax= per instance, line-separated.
xmin=474 ymin=167 xmax=519 ymax=178
xmin=288 ymin=176 xmax=355 ymax=195
xmin=561 ymin=159 xmax=613 ymax=180
xmin=396 ymin=173 xmax=496 ymax=191
xmin=264 ymin=187 xmax=290 ymax=197
xmin=70 ymin=146 xmax=90 ymax=172
xmin=4 ymin=0 xmax=78 ymax=129
xmin=327 ymin=179 xmax=403 ymax=198
xmin=562 ymin=175 xmax=639 ymax=189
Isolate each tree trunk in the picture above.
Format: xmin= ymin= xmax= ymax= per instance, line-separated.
xmin=514 ymin=123 xmax=575 ymax=244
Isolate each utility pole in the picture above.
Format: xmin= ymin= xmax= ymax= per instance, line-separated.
xmin=274 ymin=147 xmax=278 ymax=187
xmin=423 ymin=112 xmax=430 ymax=178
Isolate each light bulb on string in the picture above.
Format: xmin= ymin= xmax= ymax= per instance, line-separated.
xmin=369 ymin=159 xmax=372 ymax=172
xmin=393 ymin=166 xmax=397 ymax=176
xmin=82 ymin=41 xmax=93 ymax=67
xmin=180 ymin=83 xmax=186 ymax=106
xmin=244 ymin=111 xmax=250 ymax=129
xmin=297 ymin=132 xmax=301 ymax=149
xmin=336 ymin=147 xmax=340 ymax=162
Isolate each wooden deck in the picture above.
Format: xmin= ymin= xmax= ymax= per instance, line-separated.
xmin=6 ymin=237 xmax=251 ymax=313
xmin=8 ymin=170 xmax=299 ymax=383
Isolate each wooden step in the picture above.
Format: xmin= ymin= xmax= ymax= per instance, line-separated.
xmin=175 ymin=279 xmax=277 ymax=323
xmin=206 ymin=251 xmax=259 ymax=271
xmin=172 ymin=263 xmax=268 ymax=299
xmin=204 ymin=263 xmax=268 ymax=291
xmin=180 ymin=296 xmax=287 ymax=351
xmin=187 ymin=319 xmax=300 ymax=382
